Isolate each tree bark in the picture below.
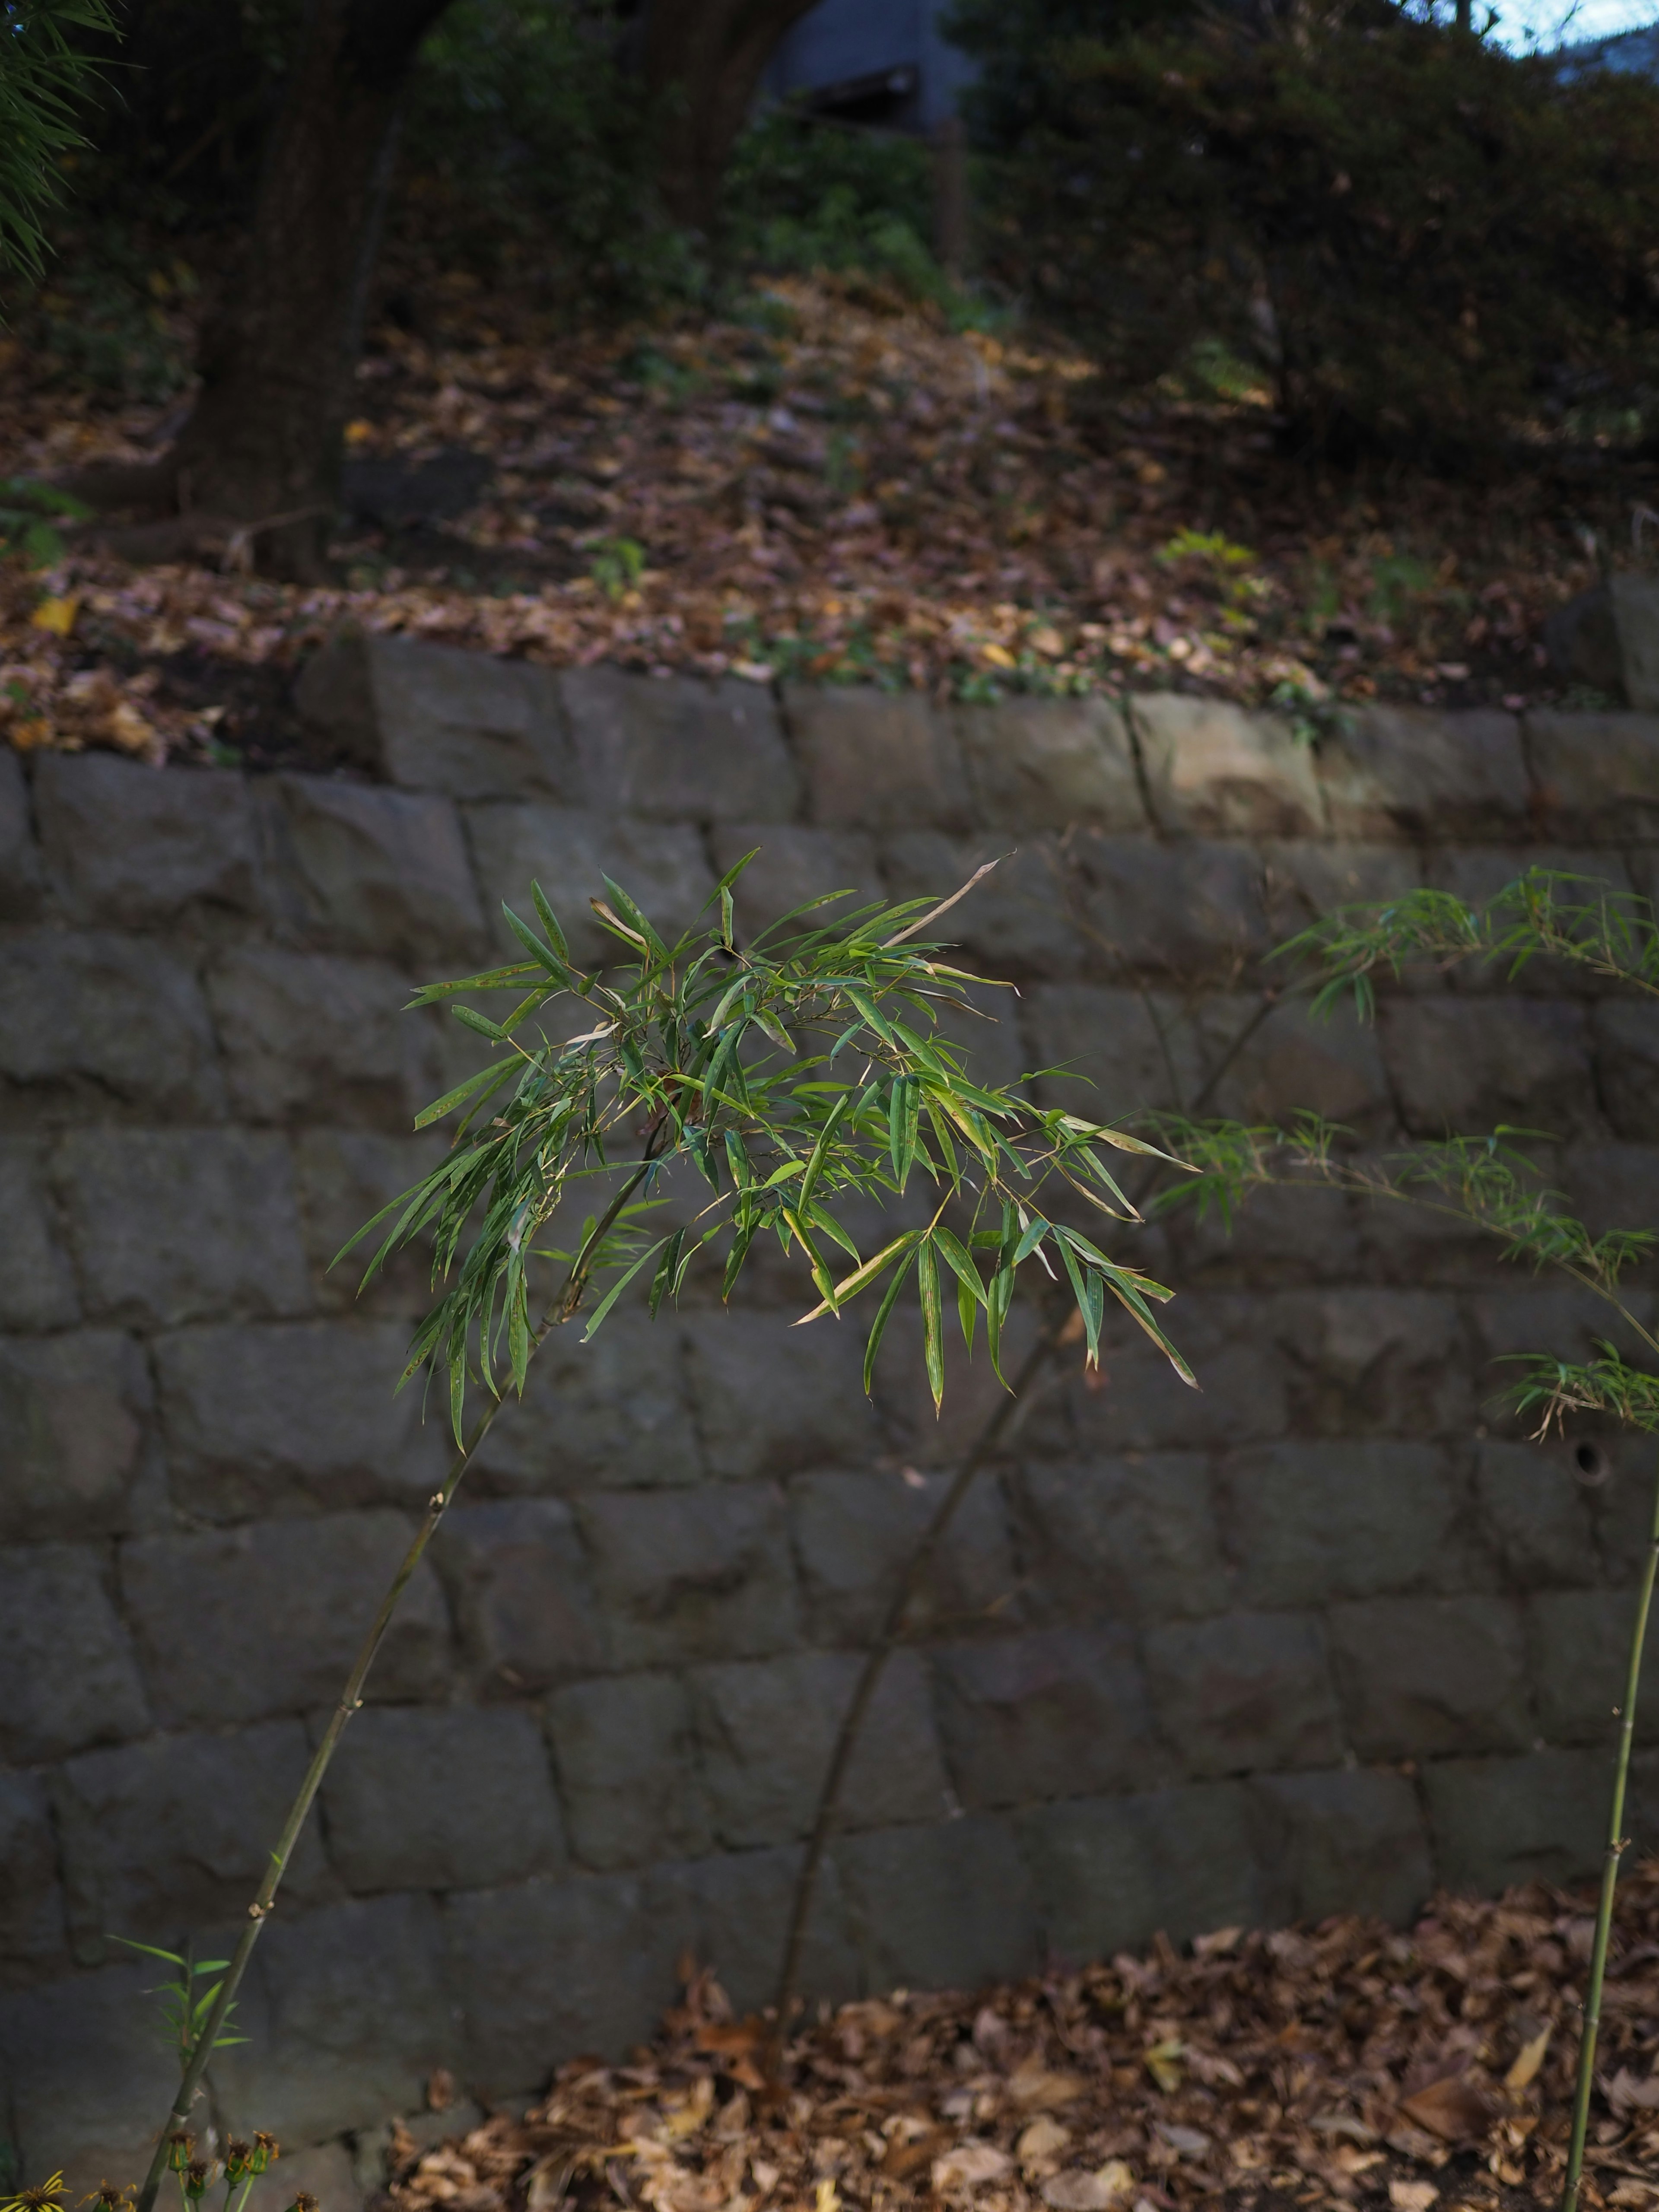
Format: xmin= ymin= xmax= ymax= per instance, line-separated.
xmin=641 ymin=0 xmax=821 ymax=235
xmin=164 ymin=0 xmax=454 ymax=576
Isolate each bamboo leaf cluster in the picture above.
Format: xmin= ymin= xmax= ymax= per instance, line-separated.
xmin=353 ymin=861 xmax=1195 ymax=1437
xmin=0 ymin=0 xmax=116 ymax=279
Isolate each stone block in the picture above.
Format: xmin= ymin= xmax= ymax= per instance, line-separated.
xmin=1560 ymin=1140 xmax=1659 ymax=1245
xmin=0 ymin=1545 xmax=149 ymax=1761
xmin=302 ymin=630 xmax=576 ymax=799
xmin=1146 ymin=1611 xmax=1342 ymax=1777
xmin=470 ymin=1310 xmax=700 ymax=1494
xmin=0 ymin=1961 xmax=179 ymax=2200
xmin=1168 ymin=1176 xmax=1363 ymax=1290
xmin=432 ymin=1499 xmax=603 ymax=1694
xmin=1013 ymin=1454 xmax=1230 ymax=1629
xmin=642 ymin=1843 xmax=860 ymax=2013
xmin=563 ymin=665 xmax=800 ymax=821
xmin=1317 ymin=706 xmax=1529 ymax=840
xmin=1593 ymin=1000 xmax=1659 ymax=1142
xmin=933 ymin=1627 xmax=1157 ymax=1808
xmin=1468 ymin=1283 xmax=1653 ymax=1381
xmin=33 ymin=752 xmax=257 ymax=924
xmin=870 ymin=1297 xmax=1067 ymax=1475
xmin=211 ymin=1892 xmax=458 ymax=2141
xmin=53 ymin=1720 xmax=334 ymax=1956
xmin=0 ymin=930 xmax=223 ymax=1122
xmin=879 ymin=831 xmax=1085 ymax=979
xmin=445 ymin=1874 xmax=675 ymax=2090
xmin=1202 ymin=992 xmax=1393 ymax=1137
xmin=0 ymin=1138 xmax=77 ymax=1326
xmin=833 ymin=1812 xmax=1038 ymax=1991
xmin=121 ymin=1510 xmax=450 ymax=1725
xmin=0 ymin=1330 xmax=148 ymax=1544
xmin=0 ymin=745 xmax=44 ymax=918
xmin=1222 ymin=1440 xmax=1468 ymax=1606
xmin=1131 ymin=695 xmax=1323 ymax=838
xmin=1381 ymin=996 xmax=1600 ymax=1141
xmin=1064 ymin=834 xmax=1270 ymax=982
xmin=322 ymin=1705 xmax=564 ymax=1892
xmin=0 ymin=1773 xmax=64 ymax=1962
xmin=1423 ymin=1746 xmax=1607 ymax=1894
xmin=708 ymin=823 xmax=883 ymax=944
xmin=465 ymin=801 xmax=715 ymax=970
xmin=576 ymin=1484 xmax=799 ymax=1666
xmin=1068 ymin=1291 xmax=1289 ymax=1454
xmin=1016 ymin=1782 xmax=1274 ymax=1963
xmin=55 ymin=1127 xmax=311 ymax=1328
xmin=956 ymin=693 xmax=1145 ymax=832
xmin=1328 ymin=1595 xmax=1530 ymax=1758
xmin=292 ymin=1127 xmax=448 ymax=1315
xmin=1258 ymin=839 xmax=1422 ymax=937
xmin=683 ymin=1309 xmax=880 ymax=1481
xmin=263 ymin=774 xmax=486 ymax=963
xmin=1531 ymin=712 xmax=1659 ymax=840
xmin=548 ymin=1671 xmax=712 ymax=1869
xmin=156 ymin=1321 xmax=448 ymax=1519
xmin=1026 ymin=983 xmax=1202 ymax=1120
xmin=787 ymin=683 xmax=971 ymax=831
xmin=1475 ymin=1441 xmax=1601 ymax=1589
xmin=1265 ymin=1288 xmax=1477 ymax=1437
xmin=1526 ymin=1586 xmax=1659 ymax=1745
xmin=207 ymin=946 xmax=419 ymax=1126
xmin=1248 ymin=1767 xmax=1433 ymax=1926
xmin=693 ymin=1648 xmax=949 ymax=1845
xmin=790 ymin=1464 xmax=1017 ymax=1642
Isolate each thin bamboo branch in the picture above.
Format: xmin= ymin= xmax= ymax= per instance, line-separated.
xmin=134 ymin=1145 xmax=661 ymax=2212
xmin=1562 ymin=1454 xmax=1659 ymax=2212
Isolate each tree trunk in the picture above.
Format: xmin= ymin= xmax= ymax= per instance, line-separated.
xmin=641 ymin=0 xmax=822 ymax=235
xmin=165 ymin=0 xmax=454 ymax=577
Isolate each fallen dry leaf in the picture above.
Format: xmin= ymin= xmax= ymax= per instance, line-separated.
xmin=931 ymin=2142 xmax=1013 ymax=2193
xmin=1506 ymin=2023 xmax=1554 ymax=2093
xmin=1398 ymin=2072 xmax=1498 ymax=2144
xmin=1040 ymin=2164 xmax=1135 ymax=2211
xmin=1016 ymin=2116 xmax=1072 ymax=2164
xmin=1388 ymin=2182 xmax=1439 ymax=2212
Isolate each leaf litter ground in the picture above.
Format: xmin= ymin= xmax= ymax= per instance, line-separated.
xmin=381 ymin=1866 xmax=1659 ymax=2212
xmin=2 ymin=269 xmax=1653 ymax=769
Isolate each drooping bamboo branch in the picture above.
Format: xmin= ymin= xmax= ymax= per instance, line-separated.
xmin=1562 ymin=1455 xmax=1659 ymax=2212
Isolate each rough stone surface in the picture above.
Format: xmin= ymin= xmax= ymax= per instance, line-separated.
xmin=433 ymin=1497 xmax=603 ymax=1694
xmin=693 ymin=1648 xmax=949 ymax=1844
xmin=264 ymin=775 xmax=486 ymax=962
xmin=0 ymin=1329 xmax=148 ymax=1542
xmin=321 ymin=1706 xmax=564 ymax=1892
xmin=465 ymin=801 xmax=714 ymax=969
xmin=1317 ymin=706 xmax=1529 ymax=839
xmin=207 ymin=946 xmax=417 ymax=1125
xmin=1132 ymin=694 xmax=1323 ymax=838
xmin=956 ymin=693 xmax=1144 ymax=832
xmin=1145 ymin=1611 xmax=1343 ymax=1777
xmin=1327 ymin=1596 xmax=1532 ymax=1758
xmin=52 ymin=1720 xmax=334 ymax=1955
xmin=121 ymin=1512 xmax=450 ymax=1726
xmin=155 ymin=1321 xmax=448 ymax=1518
xmin=0 ymin=930 xmax=223 ymax=1121
xmin=0 ymin=1138 xmax=78 ymax=1327
xmin=787 ymin=683 xmax=970 ymax=831
xmin=563 ymin=666 xmax=800 ymax=821
xmin=34 ymin=752 xmax=257 ymax=924
xmin=548 ymin=1672 xmax=712 ymax=1870
xmin=576 ymin=1484 xmax=799 ymax=1667
xmin=0 ymin=1545 xmax=150 ymax=1762
xmin=55 ymin=1126 xmax=311 ymax=1327
xmin=11 ymin=668 xmax=1659 ymax=2177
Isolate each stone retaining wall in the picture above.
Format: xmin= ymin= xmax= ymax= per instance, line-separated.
xmin=6 ymin=640 xmax=1659 ymax=2196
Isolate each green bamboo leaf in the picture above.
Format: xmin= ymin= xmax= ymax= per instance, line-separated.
xmin=794 ymin=1228 xmax=921 ymax=1324
xmin=934 ymin=1224 xmax=989 ymax=1310
xmin=723 ymin=1214 xmax=761 ymax=1300
xmin=1013 ymin=1215 xmax=1050 ymax=1266
xmin=412 ymin=1058 xmax=514 ymax=1132
xmin=600 ymin=875 xmax=671 ymax=962
xmin=863 ymin=1246 xmax=917 ymax=1395
xmin=502 ymin=902 xmax=577 ymax=988
xmin=452 ymin=1004 xmax=511 ymax=1042
xmin=798 ymin=1090 xmax=852 ymax=1213
xmin=918 ymin=1238 xmax=945 ymax=1411
xmin=530 ymin=881 xmax=570 ymax=963
xmin=581 ymin=1239 xmax=669 ymax=1342
xmin=957 ymin=1265 xmax=978 ymax=1357
xmin=649 ymin=1227 xmax=688 ymax=1319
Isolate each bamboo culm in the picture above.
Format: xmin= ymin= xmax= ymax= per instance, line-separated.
xmin=1561 ymin=1454 xmax=1659 ymax=2212
xmin=133 ymin=1150 xmax=660 ymax=2212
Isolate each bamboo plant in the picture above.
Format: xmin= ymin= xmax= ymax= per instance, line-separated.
xmin=1150 ymin=868 xmax=1659 ymax=2212
xmin=132 ymin=856 xmax=1197 ymax=2212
